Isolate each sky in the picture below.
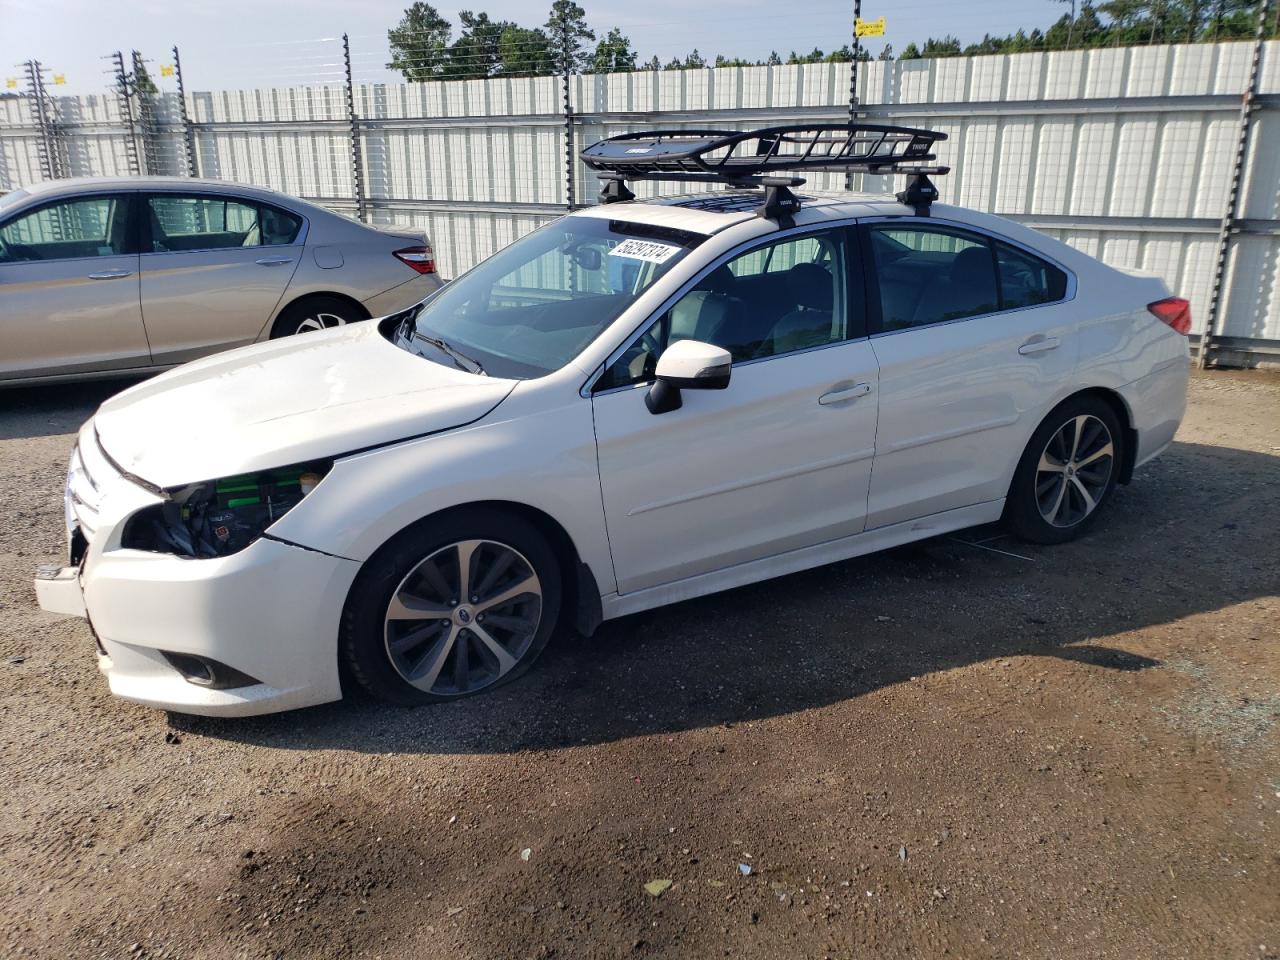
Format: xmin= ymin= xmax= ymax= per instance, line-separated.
xmin=0 ymin=0 xmax=1065 ymax=95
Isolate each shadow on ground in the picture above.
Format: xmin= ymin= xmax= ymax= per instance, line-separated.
xmin=169 ymin=438 xmax=1277 ymax=755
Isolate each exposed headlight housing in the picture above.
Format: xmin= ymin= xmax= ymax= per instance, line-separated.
xmin=122 ymin=460 xmax=332 ymax=558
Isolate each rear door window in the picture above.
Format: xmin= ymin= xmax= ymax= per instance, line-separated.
xmin=146 ymin=195 xmax=302 ymax=252
xmin=867 ymin=225 xmax=999 ymax=332
xmin=0 ymin=195 xmax=131 ymax=263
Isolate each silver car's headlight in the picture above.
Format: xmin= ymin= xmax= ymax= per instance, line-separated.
xmin=121 ymin=460 xmax=332 ymax=558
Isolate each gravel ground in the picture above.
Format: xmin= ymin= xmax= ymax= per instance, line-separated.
xmin=1 ymin=369 xmax=1277 ymax=960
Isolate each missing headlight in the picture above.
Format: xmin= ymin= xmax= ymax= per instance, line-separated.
xmin=123 ymin=461 xmax=332 ymax=558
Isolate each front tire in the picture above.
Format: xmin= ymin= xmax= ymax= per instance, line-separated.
xmin=341 ymin=509 xmax=562 ymax=706
xmin=1005 ymin=396 xmax=1124 ymax=545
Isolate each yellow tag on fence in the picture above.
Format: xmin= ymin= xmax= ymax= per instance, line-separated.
xmin=160 ymin=64 xmax=174 ymax=77
xmin=855 ymin=16 xmax=886 ymax=38
xmin=52 ymin=73 xmax=66 ymax=85
xmin=4 ymin=78 xmax=17 ymax=89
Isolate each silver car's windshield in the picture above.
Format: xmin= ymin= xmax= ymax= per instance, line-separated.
xmin=398 ymin=216 xmax=702 ymax=379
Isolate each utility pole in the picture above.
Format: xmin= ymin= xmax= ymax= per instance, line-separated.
xmin=110 ymin=51 xmax=142 ymax=177
xmin=342 ymin=34 xmax=367 ymax=222
xmin=560 ymin=20 xmax=576 ymax=211
xmin=172 ymin=45 xmax=197 ymax=177
xmin=844 ymin=0 xmax=863 ymax=192
xmin=1066 ymin=0 xmax=1078 ymax=49
xmin=23 ymin=60 xmax=58 ymax=181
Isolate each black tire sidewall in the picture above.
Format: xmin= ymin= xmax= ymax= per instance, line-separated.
xmin=340 ymin=509 xmax=563 ymax=706
xmin=270 ymin=296 xmax=364 ymax=339
xmin=1006 ymin=396 xmax=1124 ymax=545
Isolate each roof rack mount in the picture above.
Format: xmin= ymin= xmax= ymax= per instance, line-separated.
xmin=580 ymin=123 xmax=950 ymax=223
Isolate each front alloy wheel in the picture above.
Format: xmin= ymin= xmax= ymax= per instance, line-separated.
xmin=342 ymin=509 xmax=562 ymax=705
xmin=294 ymin=312 xmax=350 ymax=334
xmin=384 ymin=539 xmax=543 ymax=697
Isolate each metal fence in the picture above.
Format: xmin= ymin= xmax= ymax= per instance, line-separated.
xmin=2 ymin=39 xmax=1278 ymax=365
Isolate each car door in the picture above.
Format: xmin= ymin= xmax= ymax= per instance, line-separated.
xmin=138 ymin=192 xmax=304 ymax=364
xmin=860 ymin=219 xmax=1079 ymax=529
xmin=0 ymin=192 xmax=149 ymax=382
xmin=591 ymin=226 xmax=880 ymax=595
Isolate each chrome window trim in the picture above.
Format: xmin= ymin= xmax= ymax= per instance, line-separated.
xmin=138 ymin=191 xmax=309 ymax=257
xmin=580 ymin=217 xmax=864 ymax=398
xmin=859 ymin=214 xmax=1078 ymax=339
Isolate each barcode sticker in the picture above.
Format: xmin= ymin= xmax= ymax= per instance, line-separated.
xmin=608 ymin=238 xmax=681 ymax=264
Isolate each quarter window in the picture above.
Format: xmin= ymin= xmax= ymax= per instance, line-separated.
xmin=146 ymin=195 xmax=301 ymax=252
xmin=598 ymin=229 xmax=851 ymax=390
xmin=995 ymin=240 xmax=1068 ymax=308
xmin=0 ymin=196 xmax=130 ymax=263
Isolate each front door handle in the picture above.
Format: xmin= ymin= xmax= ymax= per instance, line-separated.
xmin=1019 ymin=336 xmax=1060 ymax=356
xmin=819 ymin=382 xmax=872 ymax=405
xmin=87 ymin=270 xmax=132 ymax=280
xmin=255 ymin=256 xmax=295 ymax=266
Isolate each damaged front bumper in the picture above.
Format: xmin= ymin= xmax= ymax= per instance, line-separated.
xmin=34 ymin=423 xmax=359 ymax=717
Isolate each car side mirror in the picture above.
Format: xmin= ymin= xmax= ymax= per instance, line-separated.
xmin=646 ymin=339 xmax=732 ymax=415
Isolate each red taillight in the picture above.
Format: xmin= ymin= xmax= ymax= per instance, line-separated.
xmin=394 ymin=245 xmax=436 ymax=275
xmin=1148 ymin=296 xmax=1191 ymax=335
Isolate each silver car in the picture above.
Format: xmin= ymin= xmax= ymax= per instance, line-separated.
xmin=0 ymin=177 xmax=443 ymax=386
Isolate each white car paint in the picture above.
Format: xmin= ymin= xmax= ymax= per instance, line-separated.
xmin=34 ymin=193 xmax=1190 ymax=716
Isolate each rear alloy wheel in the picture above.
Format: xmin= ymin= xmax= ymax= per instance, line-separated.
xmin=1005 ymin=397 xmax=1123 ymax=545
xmin=270 ymin=296 xmax=367 ymax=339
xmin=342 ymin=510 xmax=562 ymax=705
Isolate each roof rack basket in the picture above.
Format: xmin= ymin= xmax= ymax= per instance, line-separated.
xmin=580 ymin=123 xmax=950 ymax=225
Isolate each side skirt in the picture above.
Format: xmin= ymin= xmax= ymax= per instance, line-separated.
xmin=599 ymin=499 xmax=1006 ymax=621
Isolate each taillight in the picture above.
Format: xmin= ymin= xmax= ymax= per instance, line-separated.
xmin=394 ymin=246 xmax=436 ymax=274
xmin=1148 ymin=297 xmax=1191 ymax=335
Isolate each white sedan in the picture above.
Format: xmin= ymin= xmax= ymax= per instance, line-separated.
xmin=35 ymin=141 xmax=1189 ymax=716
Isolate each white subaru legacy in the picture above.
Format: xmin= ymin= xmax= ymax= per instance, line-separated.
xmin=34 ymin=126 xmax=1190 ymax=717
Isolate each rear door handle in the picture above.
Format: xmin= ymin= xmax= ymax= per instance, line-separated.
xmin=87 ymin=270 xmax=132 ymax=280
xmin=1019 ymin=336 xmax=1060 ymax=356
xmin=255 ymin=256 xmax=295 ymax=266
xmin=819 ymin=382 xmax=872 ymax=405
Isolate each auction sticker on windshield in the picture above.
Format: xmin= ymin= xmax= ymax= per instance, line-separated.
xmin=608 ymin=238 xmax=681 ymax=264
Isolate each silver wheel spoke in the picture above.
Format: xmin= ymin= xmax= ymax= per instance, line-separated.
xmin=1069 ymin=475 xmax=1097 ymax=515
xmin=389 ymin=621 xmax=444 ymax=654
xmin=1069 ymin=415 xmax=1089 ymax=459
xmin=1038 ymin=451 xmax=1066 ymax=474
xmin=455 ymin=540 xmax=480 ymax=603
xmin=1076 ymin=441 xmax=1113 ymax=469
xmin=470 ymin=624 xmax=518 ymax=675
xmin=387 ymin=592 xmax=451 ymax=620
xmin=1048 ymin=476 xmax=1069 ymax=523
xmin=406 ymin=626 xmax=457 ymax=690
xmin=475 ymin=574 xmax=537 ymax=613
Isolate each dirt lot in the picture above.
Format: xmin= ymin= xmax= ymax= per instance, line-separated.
xmin=1 ymin=370 xmax=1277 ymax=960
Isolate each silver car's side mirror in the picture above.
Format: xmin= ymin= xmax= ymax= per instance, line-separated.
xmin=646 ymin=339 xmax=732 ymax=415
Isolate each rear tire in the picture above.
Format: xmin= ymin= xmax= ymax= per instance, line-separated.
xmin=270 ymin=295 xmax=367 ymax=338
xmin=341 ymin=509 xmax=562 ymax=706
xmin=1004 ymin=396 xmax=1124 ymax=545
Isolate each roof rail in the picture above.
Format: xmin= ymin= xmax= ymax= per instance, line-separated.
xmin=580 ymin=123 xmax=950 ymax=225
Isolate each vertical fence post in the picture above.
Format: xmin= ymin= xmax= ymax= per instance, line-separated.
xmin=342 ymin=33 xmax=368 ymax=223
xmin=172 ymin=45 xmax=197 ymax=177
xmin=23 ymin=60 xmax=57 ymax=181
xmin=560 ymin=26 xmax=576 ymax=211
xmin=844 ymin=0 xmax=863 ymax=192
xmin=131 ymin=50 xmax=159 ymax=175
xmin=1199 ymin=0 xmax=1271 ymax=368
xmin=110 ymin=51 xmax=142 ymax=177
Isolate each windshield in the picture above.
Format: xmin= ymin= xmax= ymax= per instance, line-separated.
xmin=397 ymin=216 xmax=702 ymax=378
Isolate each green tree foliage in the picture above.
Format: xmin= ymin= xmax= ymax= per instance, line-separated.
xmin=387 ymin=2 xmax=452 ymax=81
xmin=498 ymin=26 xmax=555 ymax=76
xmin=592 ymin=28 xmax=636 ymax=72
xmin=546 ymin=0 xmax=596 ymax=72
xmin=446 ymin=11 xmax=513 ymax=79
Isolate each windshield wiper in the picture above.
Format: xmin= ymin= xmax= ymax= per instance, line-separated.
xmin=411 ymin=331 xmax=486 ymax=376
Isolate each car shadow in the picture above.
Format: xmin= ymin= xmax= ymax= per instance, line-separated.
xmin=0 ymin=377 xmax=146 ymax=441
xmin=171 ymin=438 xmax=1279 ymax=755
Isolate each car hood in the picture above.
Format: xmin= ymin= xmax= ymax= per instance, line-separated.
xmin=94 ymin=323 xmax=515 ymax=489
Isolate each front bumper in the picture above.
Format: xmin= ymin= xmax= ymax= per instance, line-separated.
xmin=35 ymin=425 xmax=360 ymax=717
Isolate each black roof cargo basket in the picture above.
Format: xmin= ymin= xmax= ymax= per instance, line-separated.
xmin=580 ymin=123 xmax=950 ymax=225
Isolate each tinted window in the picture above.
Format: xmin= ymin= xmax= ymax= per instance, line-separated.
xmin=0 ymin=196 xmax=130 ymax=263
xmin=996 ymin=240 xmax=1068 ymax=308
xmin=599 ymin=229 xmax=850 ymax=390
xmin=869 ymin=225 xmax=1000 ymax=331
xmin=147 ymin=195 xmax=301 ymax=252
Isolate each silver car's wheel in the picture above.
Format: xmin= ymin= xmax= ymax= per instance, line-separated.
xmin=1035 ymin=414 xmax=1115 ymax=528
xmin=383 ymin=539 xmax=543 ymax=697
xmin=294 ymin=311 xmax=348 ymax=334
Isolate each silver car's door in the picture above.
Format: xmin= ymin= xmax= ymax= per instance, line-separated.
xmin=0 ymin=192 xmax=149 ymax=382
xmin=138 ymin=193 xmax=304 ymax=364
